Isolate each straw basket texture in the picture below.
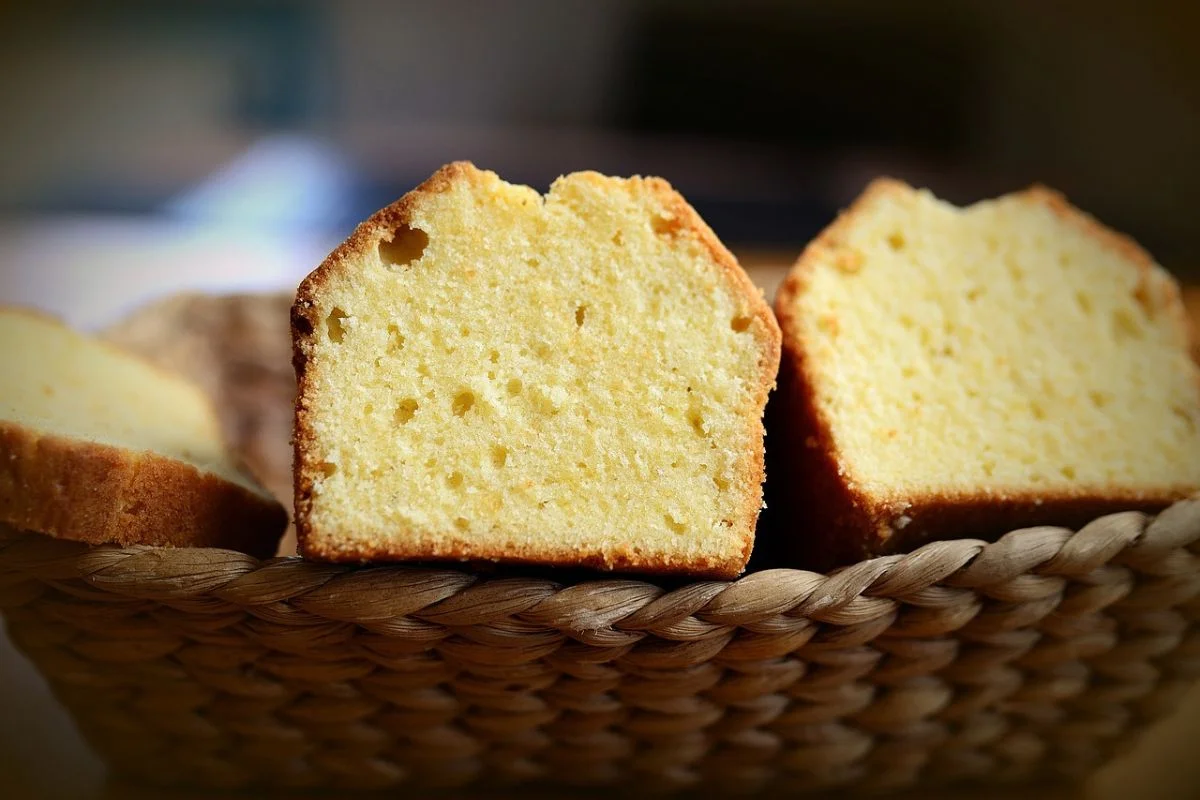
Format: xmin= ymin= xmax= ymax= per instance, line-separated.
xmin=0 ymin=293 xmax=1197 ymax=793
xmin=2 ymin=500 xmax=1199 ymax=793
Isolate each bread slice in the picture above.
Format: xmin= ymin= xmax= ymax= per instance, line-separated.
xmin=292 ymin=162 xmax=780 ymax=577
xmin=0 ymin=308 xmax=288 ymax=557
xmin=772 ymin=179 xmax=1200 ymax=568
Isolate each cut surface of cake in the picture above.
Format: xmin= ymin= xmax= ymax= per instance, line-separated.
xmin=292 ymin=162 xmax=780 ymax=577
xmin=773 ymin=179 xmax=1200 ymax=567
xmin=0 ymin=308 xmax=287 ymax=556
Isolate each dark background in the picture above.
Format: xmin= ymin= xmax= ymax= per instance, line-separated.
xmin=1 ymin=0 xmax=1197 ymax=273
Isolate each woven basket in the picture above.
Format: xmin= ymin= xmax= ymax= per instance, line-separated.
xmin=2 ymin=495 xmax=1199 ymax=793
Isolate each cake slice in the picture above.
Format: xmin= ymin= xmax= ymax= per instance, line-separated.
xmin=292 ymin=162 xmax=780 ymax=577
xmin=0 ymin=308 xmax=287 ymax=557
xmin=773 ymin=179 xmax=1200 ymax=568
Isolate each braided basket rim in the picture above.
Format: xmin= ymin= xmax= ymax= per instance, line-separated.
xmin=2 ymin=496 xmax=1197 ymax=632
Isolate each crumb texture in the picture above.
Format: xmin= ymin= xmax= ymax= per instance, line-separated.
xmin=776 ymin=180 xmax=1200 ymax=556
xmin=295 ymin=164 xmax=778 ymax=576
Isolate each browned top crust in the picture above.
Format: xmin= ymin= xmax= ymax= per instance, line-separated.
xmin=0 ymin=308 xmax=288 ymax=558
xmin=291 ymin=162 xmax=780 ymax=578
xmin=770 ymin=179 xmax=1200 ymax=570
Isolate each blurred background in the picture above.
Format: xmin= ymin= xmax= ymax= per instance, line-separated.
xmin=2 ymin=2 xmax=1200 ymax=798
xmin=1 ymin=0 xmax=1198 ymax=327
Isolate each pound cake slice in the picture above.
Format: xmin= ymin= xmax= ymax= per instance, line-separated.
xmin=292 ymin=162 xmax=780 ymax=577
xmin=773 ymin=180 xmax=1200 ymax=568
xmin=0 ymin=308 xmax=287 ymax=557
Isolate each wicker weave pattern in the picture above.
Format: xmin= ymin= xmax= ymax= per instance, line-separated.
xmin=1 ymin=497 xmax=1199 ymax=793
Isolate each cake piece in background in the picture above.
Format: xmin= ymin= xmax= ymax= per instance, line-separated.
xmin=0 ymin=308 xmax=288 ymax=557
xmin=292 ymin=162 xmax=780 ymax=578
xmin=772 ymin=179 xmax=1200 ymax=568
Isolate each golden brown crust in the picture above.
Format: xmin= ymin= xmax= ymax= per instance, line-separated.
xmin=0 ymin=423 xmax=286 ymax=559
xmin=772 ymin=179 xmax=1199 ymax=571
xmin=292 ymin=162 xmax=780 ymax=578
xmin=300 ymin=532 xmax=746 ymax=580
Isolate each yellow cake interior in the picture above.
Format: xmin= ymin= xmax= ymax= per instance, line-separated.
xmin=300 ymin=169 xmax=771 ymax=567
xmin=789 ymin=184 xmax=1200 ymax=501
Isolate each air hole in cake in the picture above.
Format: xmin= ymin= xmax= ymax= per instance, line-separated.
xmin=525 ymin=257 xmax=540 ymax=268
xmin=319 ymin=462 xmax=337 ymax=478
xmin=417 ymin=363 xmax=431 ymax=377
xmin=575 ymin=305 xmax=587 ymax=327
xmin=363 ymin=403 xmax=374 ymax=415
xmin=1133 ymin=283 xmax=1157 ymax=319
xmin=611 ymin=230 xmax=623 ymax=246
xmin=489 ymin=349 xmax=500 ymax=364
xmin=1060 ymin=466 xmax=1077 ymax=480
xmin=714 ymin=476 xmax=729 ymax=492
xmin=1030 ymin=401 xmax=1047 ymax=420
xmin=835 ymin=251 xmax=863 ymax=274
xmin=394 ymin=399 xmax=419 ymax=424
xmin=378 ymin=224 xmax=429 ymax=269
xmin=1112 ymin=308 xmax=1144 ymax=341
xmin=982 ymin=461 xmax=995 ymax=477
xmin=731 ymin=315 xmax=752 ymax=332
xmin=452 ymin=390 xmax=476 ymax=416
xmin=886 ymin=232 xmax=906 ymax=251
xmin=506 ymin=379 xmax=522 ymax=396
xmin=664 ymin=514 xmax=686 ymax=534
xmin=1089 ymin=391 xmax=1110 ymax=409
xmin=651 ymin=214 xmax=677 ymax=236
xmin=326 ymin=308 xmax=348 ymax=343
xmin=447 ymin=471 xmax=464 ymax=489
xmin=687 ymin=407 xmax=706 ymax=437
xmin=1075 ymin=292 xmax=1094 ymax=315
xmin=387 ymin=324 xmax=406 ymax=353
xmin=454 ymin=517 xmax=470 ymax=531
xmin=461 ymin=325 xmax=471 ymax=337
xmin=491 ymin=446 xmax=508 ymax=468
xmin=899 ymin=315 xmax=916 ymax=331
